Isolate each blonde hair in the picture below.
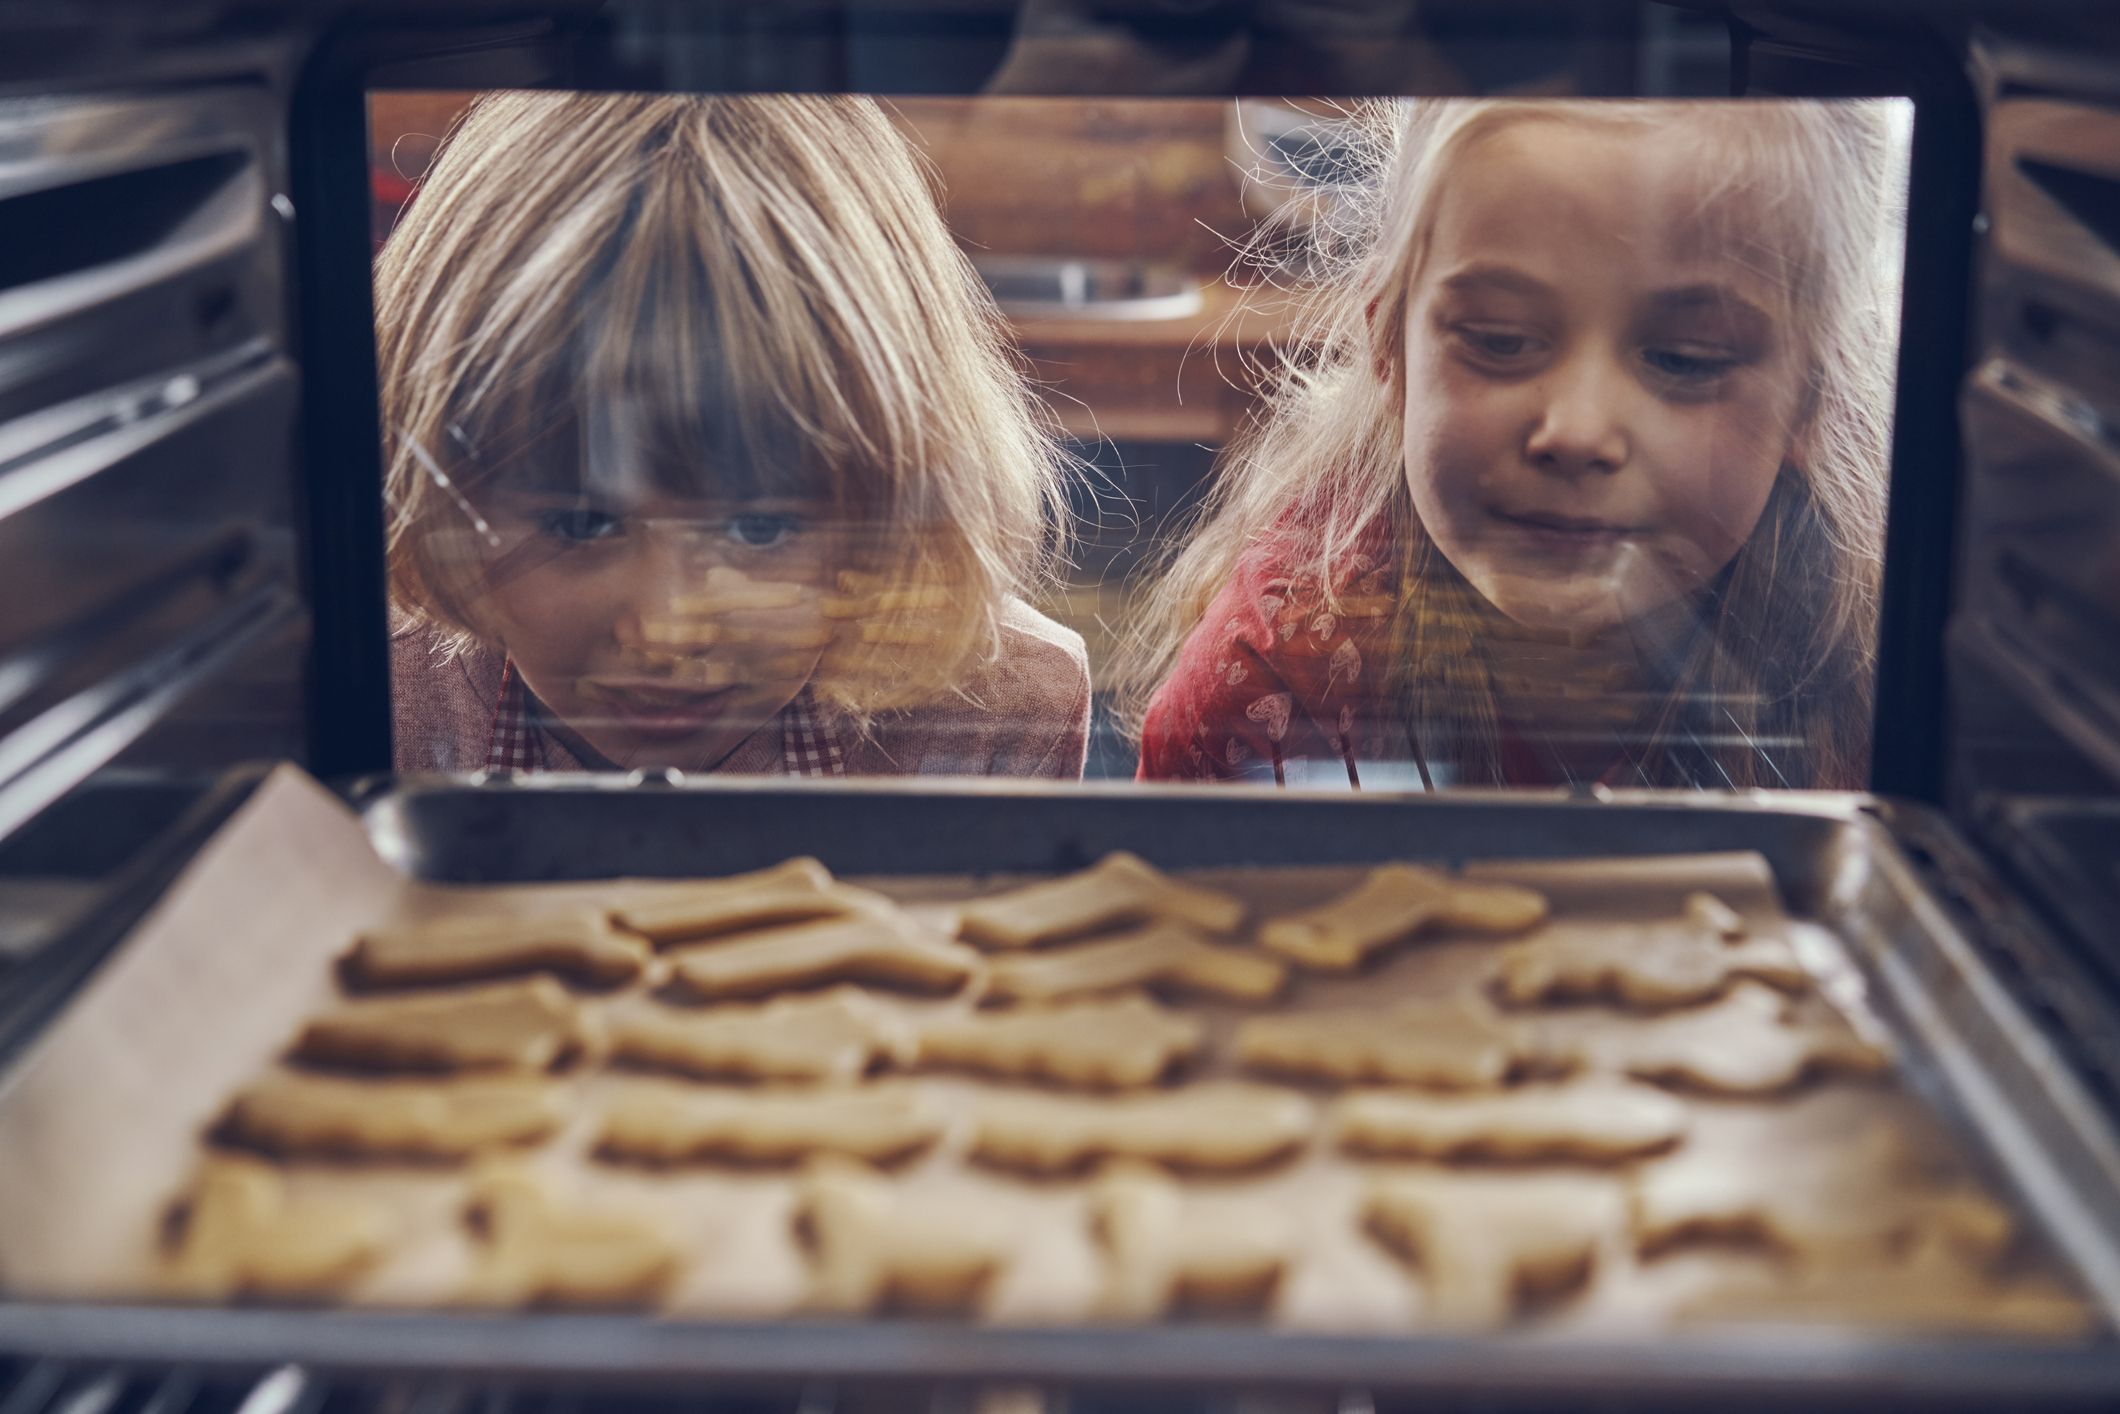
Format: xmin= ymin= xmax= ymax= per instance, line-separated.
xmin=375 ymin=91 xmax=1071 ymax=719
xmin=1121 ymin=99 xmax=1906 ymax=788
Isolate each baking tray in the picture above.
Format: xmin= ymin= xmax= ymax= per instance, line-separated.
xmin=3 ymin=770 xmax=2120 ymax=1409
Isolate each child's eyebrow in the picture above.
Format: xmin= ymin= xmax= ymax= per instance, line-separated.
xmin=1644 ymin=284 xmax=1774 ymax=330
xmin=1434 ymin=265 xmax=1553 ymax=299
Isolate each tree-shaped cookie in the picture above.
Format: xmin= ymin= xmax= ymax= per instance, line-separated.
xmin=161 ymin=1157 xmax=388 ymax=1299
xmin=1574 ymin=983 xmax=1893 ymax=1095
xmin=666 ymin=911 xmax=982 ymax=1001
xmin=1631 ymin=1129 xmax=2017 ymax=1268
xmin=796 ymin=1156 xmax=1016 ymax=1314
xmin=971 ymin=1083 xmax=1314 ymax=1175
xmin=596 ymin=1083 xmax=944 ymax=1166
xmin=1491 ymin=892 xmax=1807 ymax=1008
xmin=1235 ymin=995 xmax=1552 ymax=1088
xmin=915 ymin=994 xmax=1206 ymax=1089
xmin=609 ymin=987 xmax=911 ymax=1083
xmin=1259 ymin=865 xmax=1548 ymax=971
xmin=985 ymin=922 xmax=1287 ymax=1004
xmin=957 ymin=852 xmax=1245 ymax=949
xmin=292 ymin=976 xmax=586 ymax=1072
xmin=344 ymin=910 xmax=651 ymax=989
xmin=460 ymin=1166 xmax=679 ymax=1307
xmin=1332 ymin=1078 xmax=1689 ymax=1163
xmin=1086 ymin=1160 xmax=1290 ymax=1320
xmin=217 ymin=1072 xmax=565 ymax=1160
xmin=1362 ymin=1171 xmax=1623 ymax=1328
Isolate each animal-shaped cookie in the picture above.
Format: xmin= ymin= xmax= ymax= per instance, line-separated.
xmin=795 ymin=1156 xmax=1016 ymax=1315
xmin=1631 ymin=1130 xmax=2017 ymax=1268
xmin=1362 ymin=1171 xmax=1623 ymax=1328
xmin=610 ymin=988 xmax=911 ymax=1083
xmin=596 ymin=1084 xmax=945 ymax=1166
xmin=1575 ymin=983 xmax=1893 ymax=1095
xmin=343 ymin=911 xmax=651 ymax=989
xmin=1087 ymin=1160 xmax=1290 ymax=1320
xmin=217 ymin=1072 xmax=566 ymax=1160
xmin=915 ymin=995 xmax=1206 ymax=1089
xmin=1259 ymin=865 xmax=1548 ymax=971
xmin=1235 ymin=995 xmax=1552 ymax=1088
xmin=611 ymin=858 xmax=872 ymax=946
xmin=291 ymin=977 xmax=587 ymax=1072
xmin=971 ymin=1083 xmax=1314 ymax=1175
xmin=1677 ymin=1246 xmax=2091 ymax=1339
xmin=1491 ymin=896 xmax=1807 ymax=1008
xmin=461 ymin=1166 xmax=679 ymax=1307
xmin=985 ymin=922 xmax=1287 ymax=1004
xmin=957 ymin=852 xmax=1245 ymax=949
xmin=1331 ymin=1078 xmax=1688 ymax=1163
xmin=667 ymin=911 xmax=982 ymax=1001
xmin=161 ymin=1157 xmax=388 ymax=1299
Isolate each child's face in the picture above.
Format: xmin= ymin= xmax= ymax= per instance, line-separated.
xmin=463 ymin=486 xmax=841 ymax=771
xmin=1399 ymin=118 xmax=1811 ymax=637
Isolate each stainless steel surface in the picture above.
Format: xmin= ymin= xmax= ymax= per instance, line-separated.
xmin=2 ymin=777 xmax=2118 ymax=1404
xmin=971 ymin=257 xmax=1203 ymax=322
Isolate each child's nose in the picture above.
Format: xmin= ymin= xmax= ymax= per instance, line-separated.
xmin=1523 ymin=354 xmax=1630 ymax=477
xmin=612 ymin=534 xmax=708 ymax=648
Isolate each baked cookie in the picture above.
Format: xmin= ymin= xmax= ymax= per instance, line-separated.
xmin=1234 ymin=995 xmax=1552 ymax=1089
xmin=612 ymin=858 xmax=874 ymax=946
xmin=970 ymin=1083 xmax=1314 ymax=1175
xmin=795 ymin=1156 xmax=1015 ymax=1315
xmin=596 ymin=1083 xmax=945 ymax=1166
xmin=1576 ymin=983 xmax=1893 ymax=1095
xmin=291 ymin=977 xmax=586 ymax=1073
xmin=985 ymin=922 xmax=1288 ymax=1005
xmin=915 ymin=994 xmax=1206 ymax=1089
xmin=161 ymin=1157 xmax=388 ymax=1299
xmin=1362 ymin=1171 xmax=1623 ymax=1328
xmin=343 ymin=911 xmax=651 ymax=990
xmin=1491 ymin=901 xmax=1808 ymax=1009
xmin=1333 ymin=1078 xmax=1688 ymax=1163
xmin=667 ymin=911 xmax=982 ymax=1002
xmin=461 ymin=1165 xmax=679 ymax=1307
xmin=957 ymin=853 xmax=1245 ymax=949
xmin=1087 ymin=1160 xmax=1289 ymax=1320
xmin=610 ymin=988 xmax=911 ymax=1083
xmin=216 ymin=1072 xmax=564 ymax=1160
xmin=1259 ymin=865 xmax=1549 ymax=972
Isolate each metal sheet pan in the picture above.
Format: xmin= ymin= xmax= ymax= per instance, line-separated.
xmin=3 ymin=772 xmax=2120 ymax=1407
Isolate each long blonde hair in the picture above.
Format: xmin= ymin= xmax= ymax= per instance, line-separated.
xmin=1121 ymin=99 xmax=1906 ymax=788
xmin=375 ymin=92 xmax=1072 ymax=719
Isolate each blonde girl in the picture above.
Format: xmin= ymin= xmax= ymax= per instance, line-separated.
xmin=1127 ymin=99 xmax=1905 ymax=790
xmin=379 ymin=92 xmax=1090 ymax=778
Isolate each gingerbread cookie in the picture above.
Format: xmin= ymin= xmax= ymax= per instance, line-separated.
xmin=1088 ymin=1160 xmax=1289 ymax=1320
xmin=667 ymin=911 xmax=982 ymax=1001
xmin=985 ymin=922 xmax=1287 ymax=1005
xmin=1332 ymin=1078 xmax=1688 ymax=1163
xmin=610 ymin=988 xmax=911 ymax=1083
xmin=796 ymin=1156 xmax=1015 ymax=1315
xmin=596 ymin=1083 xmax=945 ymax=1166
xmin=1491 ymin=904 xmax=1807 ymax=1009
xmin=461 ymin=1166 xmax=679 ymax=1307
xmin=217 ymin=1072 xmax=564 ymax=1160
xmin=957 ymin=853 xmax=1245 ymax=949
xmin=971 ymin=1083 xmax=1314 ymax=1175
xmin=1677 ymin=1247 xmax=2091 ymax=1339
xmin=1575 ymin=983 xmax=1893 ymax=1095
xmin=343 ymin=911 xmax=650 ymax=990
xmin=1258 ymin=865 xmax=1548 ymax=972
xmin=1631 ymin=1131 xmax=2016 ymax=1267
xmin=291 ymin=977 xmax=586 ymax=1073
xmin=612 ymin=858 xmax=871 ymax=946
xmin=666 ymin=566 xmax=810 ymax=615
xmin=1362 ymin=1171 xmax=1622 ymax=1328
xmin=915 ymin=995 xmax=1206 ymax=1090
xmin=161 ymin=1157 xmax=388 ymax=1299
xmin=1235 ymin=995 xmax=1552 ymax=1089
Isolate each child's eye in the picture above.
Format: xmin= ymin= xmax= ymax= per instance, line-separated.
xmin=1643 ymin=345 xmax=1739 ymax=381
xmin=725 ymin=512 xmax=802 ymax=548
xmin=539 ymin=506 xmax=623 ymax=543
xmin=1452 ymin=325 xmax=1544 ymax=364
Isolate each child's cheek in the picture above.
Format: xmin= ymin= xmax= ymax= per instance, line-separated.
xmin=1645 ymin=385 xmax=1796 ymax=583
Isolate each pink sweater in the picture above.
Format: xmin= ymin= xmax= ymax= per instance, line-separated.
xmin=390 ymin=597 xmax=1092 ymax=780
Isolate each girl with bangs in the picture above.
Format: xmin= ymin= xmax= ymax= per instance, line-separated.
xmin=378 ymin=92 xmax=1090 ymax=779
xmin=1124 ymin=99 xmax=1905 ymax=791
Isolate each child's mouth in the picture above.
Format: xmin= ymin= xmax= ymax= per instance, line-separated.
xmin=581 ymin=678 xmax=737 ymax=739
xmin=1489 ymin=509 xmax=1643 ymax=557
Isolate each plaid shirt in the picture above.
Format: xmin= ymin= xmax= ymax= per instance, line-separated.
xmin=482 ymin=659 xmax=845 ymax=777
